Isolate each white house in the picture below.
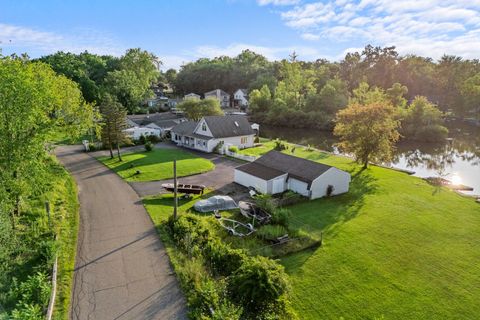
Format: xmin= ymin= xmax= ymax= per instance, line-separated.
xmin=184 ymin=93 xmax=201 ymax=100
xmin=205 ymin=89 xmax=230 ymax=108
xmin=171 ymin=115 xmax=256 ymax=153
xmin=233 ymin=89 xmax=248 ymax=108
xmin=234 ymin=151 xmax=351 ymax=199
xmin=124 ymin=126 xmax=161 ymax=140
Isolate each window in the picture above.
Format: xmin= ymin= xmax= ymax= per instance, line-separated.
xmin=241 ymin=136 xmax=248 ymax=144
xmin=202 ymin=123 xmax=207 ymax=131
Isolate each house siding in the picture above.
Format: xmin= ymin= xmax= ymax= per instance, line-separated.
xmin=310 ymin=168 xmax=351 ymax=199
xmin=234 ymin=170 xmax=269 ymax=193
xmin=287 ymin=178 xmax=310 ymax=197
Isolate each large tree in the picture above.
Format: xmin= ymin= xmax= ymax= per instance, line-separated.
xmin=177 ymin=98 xmax=223 ymax=121
xmin=99 ymin=95 xmax=129 ymax=160
xmin=0 ymin=56 xmax=96 ymax=224
xmin=334 ymin=102 xmax=400 ymax=168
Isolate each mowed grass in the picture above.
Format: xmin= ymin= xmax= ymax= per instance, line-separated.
xmin=98 ymin=148 xmax=215 ymax=182
xmin=241 ymin=141 xmax=480 ymax=319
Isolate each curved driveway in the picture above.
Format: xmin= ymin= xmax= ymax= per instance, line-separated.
xmin=56 ymin=145 xmax=187 ymax=320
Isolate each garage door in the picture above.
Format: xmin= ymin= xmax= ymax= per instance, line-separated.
xmin=272 ymin=177 xmax=284 ymax=194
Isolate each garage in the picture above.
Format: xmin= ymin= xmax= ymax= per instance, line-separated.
xmin=234 ymin=150 xmax=351 ymax=199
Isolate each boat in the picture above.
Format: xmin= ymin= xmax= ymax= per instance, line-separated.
xmin=161 ymin=183 xmax=205 ymax=195
xmin=238 ymin=201 xmax=271 ymax=224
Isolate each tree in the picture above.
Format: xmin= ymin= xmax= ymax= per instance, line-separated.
xmin=334 ymin=102 xmax=400 ymax=168
xmin=0 ymin=56 xmax=95 ymax=225
xmin=350 ymin=82 xmax=389 ymax=106
xmin=100 ymin=95 xmax=129 ymax=160
xmin=103 ymin=48 xmax=160 ymax=113
xmin=177 ymin=98 xmax=223 ymax=121
xmin=386 ymin=82 xmax=408 ymax=108
xmin=401 ymin=96 xmax=448 ymax=142
xmin=249 ymin=85 xmax=273 ymax=114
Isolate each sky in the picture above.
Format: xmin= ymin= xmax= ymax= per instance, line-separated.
xmin=1 ymin=0 xmax=480 ymax=70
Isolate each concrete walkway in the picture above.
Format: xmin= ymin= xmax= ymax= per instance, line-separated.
xmin=56 ymin=145 xmax=187 ymax=320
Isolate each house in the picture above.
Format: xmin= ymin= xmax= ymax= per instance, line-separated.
xmin=184 ymin=93 xmax=201 ymax=100
xmin=234 ymin=151 xmax=351 ymax=199
xmin=233 ymin=89 xmax=248 ymax=109
xmin=171 ymin=115 xmax=255 ymax=153
xmin=205 ymin=89 xmax=230 ymax=108
xmin=124 ymin=126 xmax=161 ymax=140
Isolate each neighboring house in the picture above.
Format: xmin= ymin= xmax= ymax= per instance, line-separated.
xmin=234 ymin=151 xmax=351 ymax=199
xmin=126 ymin=118 xmax=139 ymax=128
xmin=184 ymin=93 xmax=201 ymax=100
xmin=171 ymin=115 xmax=255 ymax=153
xmin=124 ymin=126 xmax=161 ymax=140
xmin=205 ymin=89 xmax=230 ymax=108
xmin=233 ymin=89 xmax=248 ymax=108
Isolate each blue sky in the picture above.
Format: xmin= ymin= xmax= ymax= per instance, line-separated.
xmin=1 ymin=0 xmax=480 ymax=69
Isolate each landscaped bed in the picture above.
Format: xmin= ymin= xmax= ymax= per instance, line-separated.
xmin=238 ymin=139 xmax=480 ymax=319
xmin=98 ymin=148 xmax=215 ymax=182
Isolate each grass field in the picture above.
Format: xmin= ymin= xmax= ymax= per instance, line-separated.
xmin=98 ymin=148 xmax=215 ymax=182
xmin=238 ymin=141 xmax=480 ymax=319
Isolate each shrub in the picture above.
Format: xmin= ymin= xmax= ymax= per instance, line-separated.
xmin=228 ymin=256 xmax=290 ymax=315
xmin=255 ymin=194 xmax=276 ymax=214
xmin=254 ymin=136 xmax=260 ymax=143
xmin=144 ymin=141 xmax=153 ymax=152
xmin=147 ymin=134 xmax=160 ymax=143
xmin=257 ymin=225 xmax=288 ymax=241
xmin=273 ymin=139 xmax=287 ymax=151
xmin=139 ymin=134 xmax=146 ymax=145
xmin=270 ymin=208 xmax=290 ymax=227
xmin=204 ymin=240 xmax=246 ymax=276
xmin=228 ymin=145 xmax=239 ymax=153
xmin=87 ymin=143 xmax=96 ymax=152
xmin=214 ymin=141 xmax=224 ymax=154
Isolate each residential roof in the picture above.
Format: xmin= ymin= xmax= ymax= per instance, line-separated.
xmin=235 ymin=162 xmax=286 ymax=180
xmin=127 ymin=113 xmax=184 ymax=126
xmin=235 ymin=89 xmax=248 ymax=95
xmin=238 ymin=150 xmax=333 ymax=185
xmin=205 ymin=89 xmax=229 ymax=96
xmin=171 ymin=120 xmax=197 ymax=135
xmin=203 ymin=115 xmax=255 ymax=138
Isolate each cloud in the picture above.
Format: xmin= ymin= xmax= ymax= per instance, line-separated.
xmin=275 ymin=0 xmax=480 ymax=60
xmin=257 ymin=0 xmax=300 ymax=6
xmin=0 ymin=23 xmax=125 ymax=56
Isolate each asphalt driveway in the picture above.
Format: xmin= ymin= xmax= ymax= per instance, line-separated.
xmin=129 ymin=150 xmax=248 ymax=200
xmin=56 ymin=145 xmax=187 ymax=320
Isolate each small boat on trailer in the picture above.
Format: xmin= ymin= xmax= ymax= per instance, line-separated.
xmin=161 ymin=183 xmax=205 ymax=195
xmin=239 ymin=201 xmax=271 ymax=224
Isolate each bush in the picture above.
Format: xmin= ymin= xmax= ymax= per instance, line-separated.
xmin=255 ymin=194 xmax=277 ymax=214
xmin=254 ymin=136 xmax=260 ymax=143
xmin=214 ymin=141 xmax=224 ymax=154
xmin=273 ymin=139 xmax=287 ymax=151
xmin=144 ymin=141 xmax=153 ymax=152
xmin=228 ymin=145 xmax=239 ymax=153
xmin=147 ymin=134 xmax=160 ymax=143
xmin=204 ymin=240 xmax=246 ymax=276
xmin=257 ymin=225 xmax=288 ymax=241
xmin=228 ymin=256 xmax=290 ymax=316
xmin=87 ymin=143 xmax=96 ymax=152
xmin=139 ymin=134 xmax=146 ymax=145
xmin=270 ymin=208 xmax=290 ymax=228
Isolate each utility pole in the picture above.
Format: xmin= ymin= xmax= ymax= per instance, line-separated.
xmin=173 ymin=159 xmax=178 ymax=219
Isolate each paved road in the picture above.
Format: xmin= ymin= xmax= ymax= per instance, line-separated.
xmin=56 ymin=145 xmax=187 ymax=320
xmin=130 ymin=152 xmax=248 ymax=200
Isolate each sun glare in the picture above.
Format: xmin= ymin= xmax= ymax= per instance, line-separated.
xmin=451 ymin=174 xmax=462 ymax=186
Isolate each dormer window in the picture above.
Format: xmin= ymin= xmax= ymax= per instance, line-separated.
xmin=234 ymin=121 xmax=239 ymax=127
xmin=202 ymin=123 xmax=207 ymax=131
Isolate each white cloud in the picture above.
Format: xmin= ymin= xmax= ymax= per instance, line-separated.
xmin=257 ymin=0 xmax=300 ymax=6
xmin=0 ymin=23 xmax=125 ymax=56
xmin=301 ymin=33 xmax=320 ymax=41
xmin=274 ymin=0 xmax=480 ymax=60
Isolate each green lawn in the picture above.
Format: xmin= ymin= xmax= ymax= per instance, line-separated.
xmin=239 ymin=141 xmax=480 ymax=319
xmin=98 ymin=148 xmax=215 ymax=182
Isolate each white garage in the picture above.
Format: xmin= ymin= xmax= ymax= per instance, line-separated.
xmin=234 ymin=150 xmax=351 ymax=200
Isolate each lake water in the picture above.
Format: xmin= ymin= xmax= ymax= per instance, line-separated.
xmin=260 ymin=121 xmax=480 ymax=196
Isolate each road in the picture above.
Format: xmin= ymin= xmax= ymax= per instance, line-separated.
xmin=56 ymin=145 xmax=187 ymax=320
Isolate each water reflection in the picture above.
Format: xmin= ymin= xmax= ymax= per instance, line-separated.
xmin=260 ymin=121 xmax=480 ymax=195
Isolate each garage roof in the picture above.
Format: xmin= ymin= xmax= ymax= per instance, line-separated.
xmin=236 ymin=150 xmax=333 ymax=185
xmin=235 ymin=162 xmax=286 ymax=180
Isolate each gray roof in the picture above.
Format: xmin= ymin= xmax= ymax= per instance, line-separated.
xmin=203 ymin=115 xmax=254 ymax=138
xmin=235 ymin=162 xmax=286 ymax=180
xmin=171 ymin=121 xmax=197 ymax=135
xmin=237 ymin=150 xmax=333 ymax=185
xmin=127 ymin=113 xmax=183 ymax=126
xmin=236 ymin=89 xmax=248 ymax=95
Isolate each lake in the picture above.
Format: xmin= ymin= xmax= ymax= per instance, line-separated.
xmin=259 ymin=121 xmax=480 ymax=196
